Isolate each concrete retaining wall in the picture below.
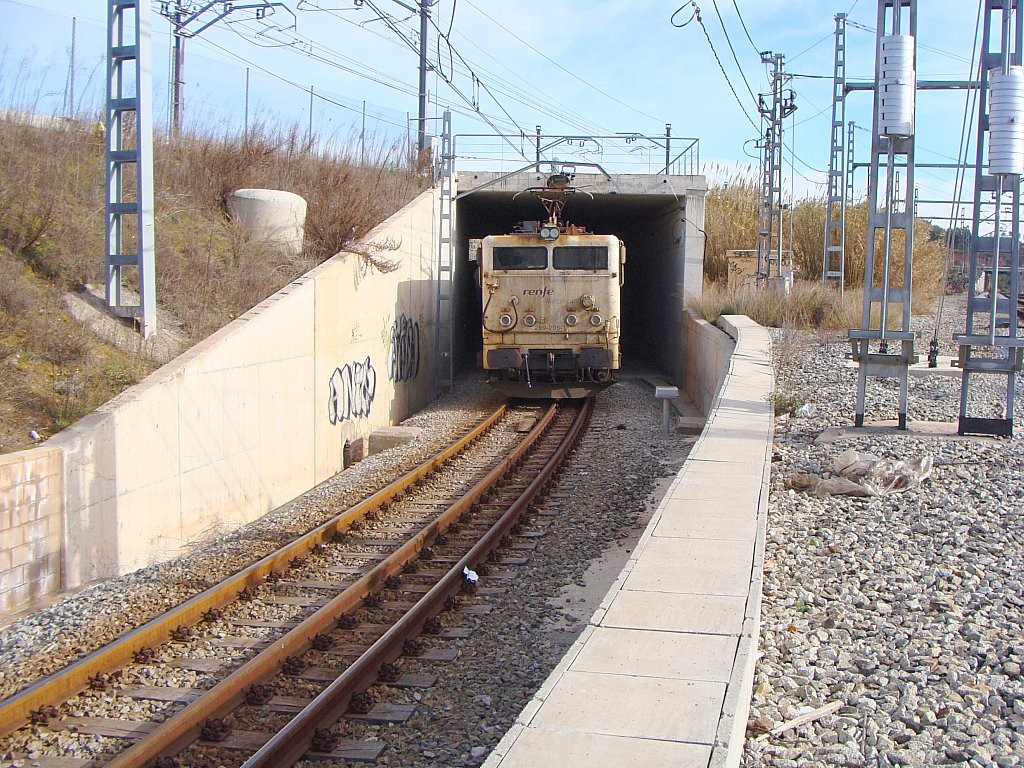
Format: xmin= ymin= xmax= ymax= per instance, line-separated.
xmin=0 ymin=448 xmax=62 ymax=612
xmin=678 ymin=309 xmax=736 ymax=416
xmin=1 ymin=186 xmax=441 ymax=604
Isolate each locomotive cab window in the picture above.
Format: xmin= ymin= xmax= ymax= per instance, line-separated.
xmin=492 ymin=246 xmax=547 ymax=270
xmin=553 ymin=246 xmax=608 ymax=270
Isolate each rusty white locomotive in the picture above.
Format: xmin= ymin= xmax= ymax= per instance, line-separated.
xmin=475 ymin=174 xmax=625 ymax=398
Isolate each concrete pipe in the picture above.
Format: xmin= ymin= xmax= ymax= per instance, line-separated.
xmin=226 ymin=188 xmax=307 ymax=256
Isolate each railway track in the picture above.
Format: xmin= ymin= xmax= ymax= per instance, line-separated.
xmin=0 ymin=399 xmax=592 ymax=767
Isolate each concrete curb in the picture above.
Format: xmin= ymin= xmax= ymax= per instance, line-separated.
xmin=709 ymin=315 xmax=773 ymax=768
xmin=483 ymin=314 xmax=774 ymax=768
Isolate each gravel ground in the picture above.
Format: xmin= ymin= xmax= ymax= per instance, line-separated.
xmin=0 ymin=379 xmax=504 ymax=700
xmin=0 ymin=374 xmax=693 ymax=767
xmin=744 ymin=295 xmax=1024 ymax=768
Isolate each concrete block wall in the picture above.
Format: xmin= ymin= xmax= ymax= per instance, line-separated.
xmin=0 ymin=447 xmax=62 ymax=612
xmin=1 ymin=186 xmax=442 ymax=606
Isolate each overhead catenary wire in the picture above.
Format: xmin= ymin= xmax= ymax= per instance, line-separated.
xmin=708 ymin=0 xmax=760 ymax=107
xmin=730 ymin=0 xmax=761 ymax=55
xmin=296 ymin=0 xmax=614 ymax=136
xmin=463 ymin=0 xmax=668 ymax=126
xmin=679 ymin=3 xmax=760 ymax=132
xmin=194 ymin=35 xmax=410 ymax=129
xmin=231 ymin=7 xmax=563 ymax=140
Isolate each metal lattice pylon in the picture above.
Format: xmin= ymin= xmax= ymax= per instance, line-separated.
xmin=954 ymin=0 xmax=1024 ymax=437
xmin=850 ymin=0 xmax=917 ymax=429
xmin=434 ymin=109 xmax=455 ymax=395
xmin=105 ymin=0 xmax=157 ymax=336
xmin=756 ymin=53 xmax=796 ymax=287
xmin=822 ymin=13 xmax=848 ymax=292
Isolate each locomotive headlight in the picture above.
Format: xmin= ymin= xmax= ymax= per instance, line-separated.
xmin=540 ymin=225 xmax=560 ymax=240
xmin=523 ymin=314 xmax=537 ymax=327
xmin=499 ymin=313 xmax=514 ymax=329
xmin=580 ymin=294 xmax=596 ymax=310
xmin=565 ymin=314 xmax=579 ymax=326
xmin=590 ymin=314 xmax=604 ymax=326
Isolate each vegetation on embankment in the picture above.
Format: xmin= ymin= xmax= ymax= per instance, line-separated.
xmin=691 ymin=169 xmax=952 ymax=330
xmin=0 ymin=112 xmax=425 ymax=452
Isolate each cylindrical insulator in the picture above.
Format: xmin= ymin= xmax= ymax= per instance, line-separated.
xmin=989 ymin=66 xmax=1024 ymax=175
xmin=877 ymin=35 xmax=916 ymax=137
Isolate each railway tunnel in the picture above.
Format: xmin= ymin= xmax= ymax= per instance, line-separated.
xmin=451 ymin=170 xmax=707 ymax=380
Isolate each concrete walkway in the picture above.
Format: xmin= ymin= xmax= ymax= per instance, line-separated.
xmin=483 ymin=316 xmax=773 ymax=768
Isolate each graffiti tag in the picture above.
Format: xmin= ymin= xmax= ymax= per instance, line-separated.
xmin=388 ymin=314 xmax=420 ymax=383
xmin=328 ymin=357 xmax=377 ymax=424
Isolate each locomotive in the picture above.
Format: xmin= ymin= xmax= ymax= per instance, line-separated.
xmin=475 ymin=174 xmax=625 ymax=398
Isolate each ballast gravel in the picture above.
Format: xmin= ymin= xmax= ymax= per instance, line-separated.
xmin=744 ymin=295 xmax=1024 ymax=768
xmin=0 ymin=374 xmax=693 ymax=767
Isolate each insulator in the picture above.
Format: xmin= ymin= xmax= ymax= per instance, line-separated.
xmin=877 ymin=35 xmax=916 ymax=137
xmin=989 ymin=66 xmax=1024 ymax=176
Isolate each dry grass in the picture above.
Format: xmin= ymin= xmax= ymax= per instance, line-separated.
xmin=0 ymin=107 xmax=424 ymax=452
xmin=703 ymin=170 xmax=948 ymax=305
xmin=687 ymin=280 xmax=862 ymax=331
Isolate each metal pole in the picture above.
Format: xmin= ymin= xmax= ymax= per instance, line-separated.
xmin=990 ymin=176 xmax=1003 ymax=345
xmin=665 ymin=123 xmax=671 ymax=173
xmin=244 ymin=67 xmax=250 ymax=143
xmin=171 ymin=3 xmax=184 ymax=137
xmin=308 ymin=85 xmax=314 ymax=145
xmin=535 ymin=125 xmax=541 ymax=163
xmin=361 ymin=99 xmax=366 ymax=164
xmin=417 ymin=0 xmax=430 ymax=152
xmin=69 ymin=17 xmax=76 ymax=117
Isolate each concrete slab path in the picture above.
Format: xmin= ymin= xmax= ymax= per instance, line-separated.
xmin=483 ymin=315 xmax=773 ymax=768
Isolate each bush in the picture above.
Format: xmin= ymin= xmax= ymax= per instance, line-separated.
xmin=687 ymin=280 xmax=861 ymax=331
xmin=704 ymin=173 xmax=948 ymax=304
xmin=0 ymin=107 xmax=424 ymax=452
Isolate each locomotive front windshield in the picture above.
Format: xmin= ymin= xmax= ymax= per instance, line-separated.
xmin=492 ymin=244 xmax=610 ymax=271
xmin=492 ymin=246 xmax=547 ymax=270
xmin=553 ymin=246 xmax=608 ymax=270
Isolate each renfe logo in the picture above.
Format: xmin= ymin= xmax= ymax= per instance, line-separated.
xmin=522 ymin=287 xmax=554 ymax=297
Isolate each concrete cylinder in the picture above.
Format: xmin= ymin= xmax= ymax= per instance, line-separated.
xmin=877 ymin=35 xmax=916 ymax=137
xmin=989 ymin=66 xmax=1024 ymax=175
xmin=226 ymin=188 xmax=307 ymax=255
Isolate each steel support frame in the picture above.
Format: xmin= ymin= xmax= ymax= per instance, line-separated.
xmin=850 ymin=0 xmax=917 ymax=430
xmin=756 ymin=54 xmax=793 ymax=286
xmin=823 ymin=13 xmax=848 ymax=292
xmin=434 ymin=109 xmax=455 ymax=395
xmin=105 ymin=0 xmax=157 ymax=337
xmin=955 ymin=0 xmax=1024 ymax=437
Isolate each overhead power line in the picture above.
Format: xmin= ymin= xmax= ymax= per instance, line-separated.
xmin=682 ymin=3 xmax=760 ymax=131
xmin=463 ymin=0 xmax=667 ymax=125
xmin=730 ymin=0 xmax=761 ymax=55
xmin=708 ymin=0 xmax=760 ymax=107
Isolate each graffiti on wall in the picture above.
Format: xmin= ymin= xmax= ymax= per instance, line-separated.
xmin=328 ymin=357 xmax=377 ymax=424
xmin=388 ymin=314 xmax=420 ymax=383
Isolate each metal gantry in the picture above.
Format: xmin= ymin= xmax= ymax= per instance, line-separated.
xmin=105 ymin=0 xmax=157 ymax=337
xmin=158 ymin=1 xmax=293 ymax=136
xmin=756 ymin=53 xmax=797 ymax=287
xmin=850 ymin=0 xmax=917 ymax=429
xmin=955 ymin=0 xmax=1024 ymax=437
xmin=822 ymin=13 xmax=848 ymax=293
xmin=434 ymin=110 xmax=455 ymax=395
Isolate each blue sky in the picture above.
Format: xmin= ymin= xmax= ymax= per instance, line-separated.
xmin=0 ymin=0 xmax=983 ymax=223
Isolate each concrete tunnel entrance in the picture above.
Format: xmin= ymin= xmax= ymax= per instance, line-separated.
xmin=450 ymin=170 xmax=707 ymax=381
